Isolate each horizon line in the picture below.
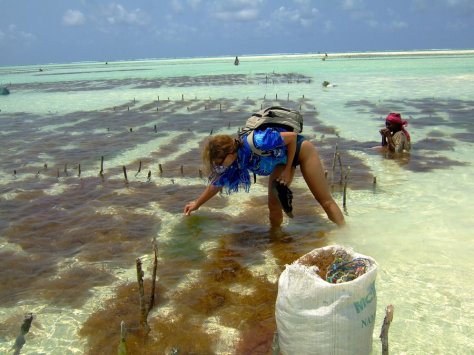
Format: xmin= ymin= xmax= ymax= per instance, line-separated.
xmin=2 ymin=48 xmax=474 ymax=68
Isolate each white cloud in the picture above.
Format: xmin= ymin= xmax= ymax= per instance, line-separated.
xmin=188 ymin=0 xmax=202 ymax=9
xmin=342 ymin=0 xmax=365 ymax=11
xmin=446 ymin=19 xmax=467 ymax=29
xmin=62 ymin=10 xmax=86 ymax=26
xmin=172 ymin=0 xmax=184 ymax=13
xmin=411 ymin=0 xmax=429 ymax=12
xmin=367 ymin=19 xmax=378 ymax=28
xmin=0 ymin=25 xmax=35 ymax=44
xmin=445 ymin=0 xmax=465 ymax=6
xmin=271 ymin=4 xmax=320 ymax=28
xmin=390 ymin=20 xmax=408 ymax=29
xmin=170 ymin=0 xmax=202 ymax=14
xmin=444 ymin=0 xmax=474 ymax=14
xmin=340 ymin=0 xmax=375 ymax=26
xmin=102 ymin=3 xmax=150 ymax=26
xmin=212 ymin=0 xmax=263 ymax=22
xmin=18 ymin=30 xmax=35 ymax=41
xmin=323 ymin=20 xmax=333 ymax=33
xmin=154 ymin=23 xmax=197 ymax=42
xmin=294 ymin=0 xmax=311 ymax=6
xmin=413 ymin=0 xmax=474 ymax=14
xmin=214 ymin=8 xmax=258 ymax=21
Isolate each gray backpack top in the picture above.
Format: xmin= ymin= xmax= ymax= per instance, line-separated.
xmin=240 ymin=106 xmax=303 ymax=156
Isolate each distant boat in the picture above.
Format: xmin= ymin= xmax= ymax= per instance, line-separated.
xmin=234 ymin=56 xmax=240 ymax=66
xmin=0 ymin=86 xmax=10 ymax=95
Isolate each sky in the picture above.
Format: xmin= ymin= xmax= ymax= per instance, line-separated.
xmin=1 ymin=0 xmax=473 ymax=66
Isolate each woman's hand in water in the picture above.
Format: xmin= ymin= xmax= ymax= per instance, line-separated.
xmin=184 ymin=201 xmax=199 ymax=215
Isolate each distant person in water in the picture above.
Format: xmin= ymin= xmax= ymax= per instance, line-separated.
xmin=379 ymin=113 xmax=411 ymax=153
xmin=183 ymin=129 xmax=345 ymax=227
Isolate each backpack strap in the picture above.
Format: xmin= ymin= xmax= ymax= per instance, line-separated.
xmin=263 ymin=106 xmax=293 ymax=114
xmin=246 ymin=131 xmax=271 ymax=157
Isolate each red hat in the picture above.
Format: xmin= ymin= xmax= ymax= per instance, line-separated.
xmin=385 ymin=113 xmax=410 ymax=141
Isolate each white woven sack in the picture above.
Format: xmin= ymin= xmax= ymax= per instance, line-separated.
xmin=275 ymin=245 xmax=377 ymax=355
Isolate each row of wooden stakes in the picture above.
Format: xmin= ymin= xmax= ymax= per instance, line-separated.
xmin=112 ymin=93 xmax=315 ymax=112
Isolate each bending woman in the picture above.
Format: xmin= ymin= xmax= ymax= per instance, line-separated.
xmin=183 ymin=128 xmax=345 ymax=227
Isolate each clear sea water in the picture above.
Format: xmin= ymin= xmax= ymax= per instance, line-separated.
xmin=0 ymin=51 xmax=473 ymax=354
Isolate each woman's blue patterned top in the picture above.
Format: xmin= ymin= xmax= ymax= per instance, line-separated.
xmin=211 ymin=128 xmax=288 ymax=194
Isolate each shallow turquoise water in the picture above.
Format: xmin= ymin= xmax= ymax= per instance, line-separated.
xmin=1 ymin=52 xmax=473 ymax=354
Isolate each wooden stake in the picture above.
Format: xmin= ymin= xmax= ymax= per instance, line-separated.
xmin=123 ymin=166 xmax=128 ymax=182
xmin=136 ymin=258 xmax=150 ymax=333
xmin=148 ymin=238 xmax=158 ymax=313
xmin=380 ymin=304 xmax=394 ymax=355
xmin=337 ymin=153 xmax=343 ymax=184
xmin=159 ymin=164 xmax=163 ymax=174
xmin=343 ymin=166 xmax=351 ymax=208
xmin=117 ymin=321 xmax=127 ymax=355
xmin=100 ymin=156 xmax=104 ymax=176
xmin=180 ymin=165 xmax=184 ymax=176
xmin=331 ymin=144 xmax=338 ymax=186
xmin=64 ymin=163 xmax=68 ymax=176
xmin=199 ymin=169 xmax=203 ymax=179
xmin=147 ymin=170 xmax=151 ymax=181
xmin=78 ymin=164 xmax=81 ymax=177
xmin=137 ymin=161 xmax=142 ymax=174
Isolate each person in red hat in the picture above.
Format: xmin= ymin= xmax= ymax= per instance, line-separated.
xmin=379 ymin=113 xmax=411 ymax=153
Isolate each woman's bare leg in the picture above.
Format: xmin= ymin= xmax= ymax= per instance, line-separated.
xmin=268 ymin=165 xmax=295 ymax=227
xmin=298 ymin=141 xmax=345 ymax=226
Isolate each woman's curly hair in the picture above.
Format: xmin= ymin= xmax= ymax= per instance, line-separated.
xmin=202 ymin=135 xmax=240 ymax=174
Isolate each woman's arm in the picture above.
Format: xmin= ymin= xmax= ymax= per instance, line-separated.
xmin=380 ymin=128 xmax=396 ymax=152
xmin=184 ymin=184 xmax=221 ymax=215
xmin=278 ymin=131 xmax=297 ymax=184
